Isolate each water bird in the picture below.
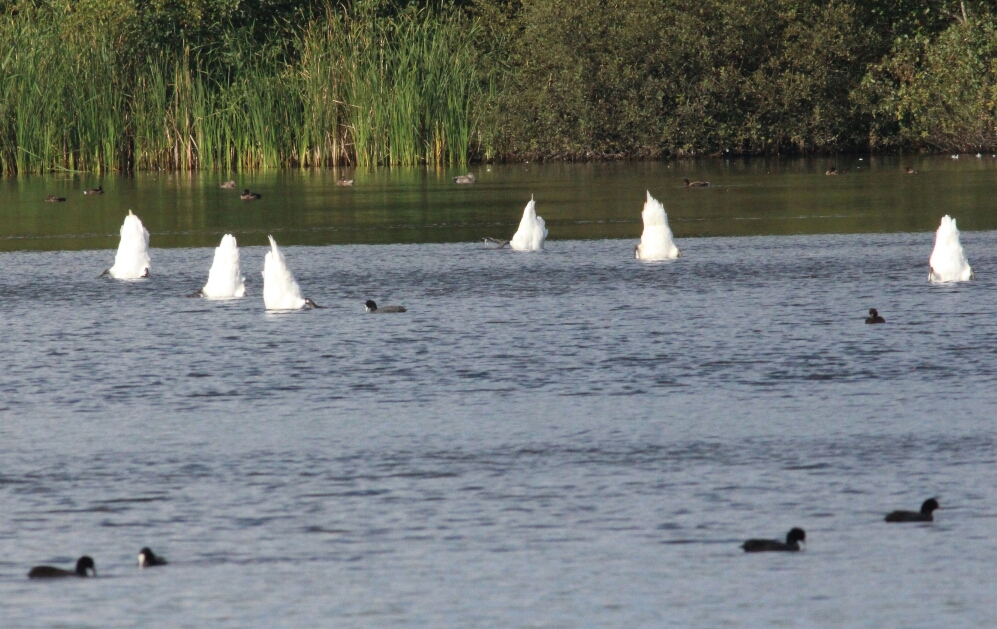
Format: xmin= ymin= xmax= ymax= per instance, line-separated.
xmin=45 ymin=195 xmax=66 ymax=202
xmin=336 ymin=179 xmax=355 ymax=186
xmin=138 ymin=547 xmax=167 ymax=567
xmin=976 ymin=153 xmax=982 ymax=158
xmin=865 ymin=308 xmax=886 ymax=324
xmin=634 ymin=191 xmax=680 ymax=260
xmin=99 ymin=210 xmax=151 ymax=279
xmin=220 ymin=180 xmax=236 ymax=189
xmin=509 ymin=196 xmax=547 ymax=251
xmin=885 ymin=498 xmax=939 ymax=522
xmin=240 ymin=189 xmax=262 ymax=201
xmin=454 ymin=173 xmax=476 ymax=184
xmin=904 ymin=166 xmax=918 ymax=174
xmin=28 ymin=556 xmax=96 ymax=578
xmin=826 ymin=167 xmax=838 ymax=175
xmin=262 ymin=235 xmax=320 ymax=310
xmin=365 ymin=300 xmax=406 ymax=313
xmin=482 ymin=237 xmax=510 ymax=249
xmin=742 ymin=528 xmax=806 ymax=552
xmin=683 ymin=178 xmax=710 ymax=187
xmin=952 ymin=154 xmax=959 ymax=159
xmin=197 ymin=234 xmax=245 ymax=299
xmin=929 ymin=215 xmax=973 ymax=282
xmin=83 ymin=186 xmax=104 ymax=195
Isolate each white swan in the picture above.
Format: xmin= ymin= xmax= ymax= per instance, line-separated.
xmin=929 ymin=215 xmax=973 ymax=282
xmin=103 ymin=210 xmax=151 ymax=279
xmin=262 ymin=236 xmax=318 ymax=310
xmin=635 ymin=191 xmax=680 ymax=260
xmin=509 ymin=196 xmax=547 ymax=251
xmin=201 ymin=234 xmax=245 ymax=298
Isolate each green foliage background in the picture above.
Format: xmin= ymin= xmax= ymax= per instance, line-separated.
xmin=0 ymin=0 xmax=994 ymax=171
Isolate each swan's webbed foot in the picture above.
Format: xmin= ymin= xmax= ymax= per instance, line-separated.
xmin=188 ymin=289 xmax=203 ymax=298
xmin=140 ymin=268 xmax=150 ymax=278
xmin=98 ymin=269 xmax=109 ymax=278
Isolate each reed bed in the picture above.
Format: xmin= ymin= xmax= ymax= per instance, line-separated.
xmin=0 ymin=4 xmax=482 ymax=174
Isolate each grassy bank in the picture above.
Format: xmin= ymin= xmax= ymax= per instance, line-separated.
xmin=0 ymin=0 xmax=994 ymax=173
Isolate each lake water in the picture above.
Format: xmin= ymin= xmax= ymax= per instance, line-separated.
xmin=1 ymin=159 xmax=996 ymax=628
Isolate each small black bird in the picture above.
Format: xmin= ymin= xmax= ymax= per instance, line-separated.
xmin=865 ymin=308 xmax=886 ymax=324
xmin=45 ymin=195 xmax=66 ymax=202
xmin=365 ymin=299 xmax=406 ymax=313
xmin=683 ymin=178 xmax=711 ymax=188
xmin=885 ymin=498 xmax=939 ymax=523
xmin=742 ymin=528 xmax=806 ymax=552
xmin=28 ymin=556 xmax=96 ymax=578
xmin=138 ymin=547 xmax=168 ymax=567
xmin=240 ymin=189 xmax=262 ymax=201
xmin=83 ymin=186 xmax=104 ymax=195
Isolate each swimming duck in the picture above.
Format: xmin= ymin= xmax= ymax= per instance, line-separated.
xmin=826 ymin=167 xmax=838 ymax=175
xmin=885 ymin=498 xmax=939 ymax=522
xmin=45 ymin=195 xmax=66 ymax=202
xmin=240 ymin=189 xmax=262 ymax=201
xmin=28 ymin=556 xmax=96 ymax=578
xmin=365 ymin=299 xmax=406 ymax=313
xmin=904 ymin=166 xmax=918 ymax=174
xmin=138 ymin=547 xmax=168 ymax=567
xmin=83 ymin=186 xmax=104 ymax=195
xmin=336 ymin=179 xmax=355 ymax=186
xmin=865 ymin=308 xmax=885 ymax=324
xmin=742 ymin=528 xmax=806 ymax=552
xmin=454 ymin=173 xmax=476 ymax=184
xmin=220 ymin=180 xmax=237 ymax=189
xmin=683 ymin=178 xmax=710 ymax=187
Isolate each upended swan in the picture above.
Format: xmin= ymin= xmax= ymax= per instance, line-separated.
xmin=509 ymin=196 xmax=547 ymax=251
xmin=100 ymin=210 xmax=151 ymax=279
xmin=197 ymin=234 xmax=245 ymax=299
xmin=262 ymin=236 xmax=319 ymax=310
xmin=635 ymin=191 xmax=680 ymax=260
xmin=929 ymin=215 xmax=973 ymax=282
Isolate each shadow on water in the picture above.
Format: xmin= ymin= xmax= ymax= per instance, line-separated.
xmin=1 ymin=155 xmax=996 ymax=251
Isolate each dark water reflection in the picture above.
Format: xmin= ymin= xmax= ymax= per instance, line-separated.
xmin=1 ymin=155 xmax=996 ymax=251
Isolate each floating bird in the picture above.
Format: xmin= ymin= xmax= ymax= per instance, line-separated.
xmin=976 ymin=153 xmax=982 ymax=158
xmin=951 ymin=154 xmax=959 ymax=159
xmin=454 ymin=173 xmax=476 ymax=184
xmin=28 ymin=556 xmax=96 ymax=578
xmin=138 ymin=547 xmax=168 ymax=567
xmin=683 ymin=178 xmax=710 ymax=187
xmin=885 ymin=498 xmax=939 ymax=523
xmin=826 ymin=167 xmax=838 ymax=175
xmin=365 ymin=299 xmax=406 ymax=313
xmin=865 ymin=308 xmax=885 ymax=324
xmin=240 ymin=189 xmax=262 ymax=201
xmin=262 ymin=235 xmax=319 ymax=310
xmin=336 ymin=179 xmax=355 ymax=186
xmin=904 ymin=166 xmax=918 ymax=174
xmin=482 ymin=236 xmax=510 ymax=249
xmin=45 ymin=195 xmax=66 ymax=202
xmin=83 ymin=186 xmax=104 ymax=195
xmin=220 ymin=180 xmax=237 ymax=189
xmin=509 ymin=196 xmax=547 ymax=251
xmin=99 ymin=210 xmax=151 ymax=279
xmin=742 ymin=528 xmax=806 ymax=552
xmin=198 ymin=234 xmax=245 ymax=299
xmin=634 ymin=191 xmax=680 ymax=260
xmin=929 ymin=215 xmax=973 ymax=282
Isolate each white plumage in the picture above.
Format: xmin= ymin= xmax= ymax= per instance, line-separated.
xmin=262 ymin=236 xmax=307 ymax=310
xmin=201 ymin=234 xmax=245 ymax=299
xmin=635 ymin=191 xmax=680 ymax=260
xmin=108 ymin=210 xmax=151 ymax=279
xmin=929 ymin=215 xmax=973 ymax=282
xmin=509 ymin=196 xmax=548 ymax=251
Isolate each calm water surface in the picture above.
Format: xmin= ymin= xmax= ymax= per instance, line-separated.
xmin=1 ymin=160 xmax=996 ymax=627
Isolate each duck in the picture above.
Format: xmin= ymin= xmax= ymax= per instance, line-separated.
xmin=904 ymin=166 xmax=918 ymax=174
xmin=28 ymin=556 xmax=96 ymax=578
xmin=865 ymin=308 xmax=885 ymax=324
xmin=742 ymin=528 xmax=806 ymax=552
xmin=683 ymin=178 xmax=710 ymax=187
xmin=454 ymin=173 xmax=476 ymax=184
xmin=220 ymin=180 xmax=237 ymax=189
xmin=336 ymin=179 xmax=355 ymax=186
xmin=365 ymin=299 xmax=406 ymax=313
xmin=138 ymin=547 xmax=167 ymax=567
xmin=885 ymin=498 xmax=939 ymax=522
xmin=240 ymin=189 xmax=262 ymax=201
xmin=825 ymin=167 xmax=838 ymax=175
xmin=45 ymin=195 xmax=66 ymax=202
xmin=83 ymin=186 xmax=104 ymax=195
